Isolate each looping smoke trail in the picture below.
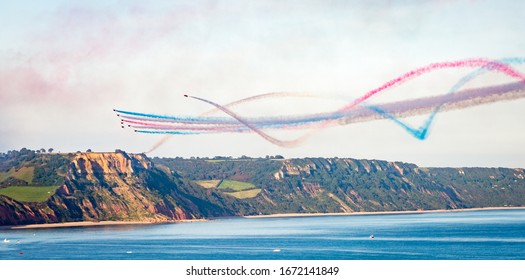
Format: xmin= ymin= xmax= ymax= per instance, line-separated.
xmin=119 ymin=82 xmax=525 ymax=137
xmin=115 ymin=57 xmax=525 ymax=149
xmin=184 ymin=95 xmax=304 ymax=147
xmin=145 ymin=92 xmax=318 ymax=153
xmin=366 ymin=57 xmax=525 ymax=139
xmin=184 ymin=58 xmax=525 ymax=147
xmin=132 ymin=81 xmax=525 ymax=133
xmin=202 ymin=92 xmax=316 ymax=116
xmin=337 ymin=58 xmax=525 ymax=112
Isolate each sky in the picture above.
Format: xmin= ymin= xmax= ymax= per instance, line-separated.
xmin=1 ymin=0 xmax=525 ymax=167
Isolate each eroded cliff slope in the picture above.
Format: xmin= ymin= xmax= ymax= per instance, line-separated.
xmin=0 ymin=151 xmax=246 ymax=225
xmin=2 ymin=150 xmax=524 ymax=226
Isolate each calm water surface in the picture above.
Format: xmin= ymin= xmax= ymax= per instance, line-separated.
xmin=1 ymin=210 xmax=524 ymax=260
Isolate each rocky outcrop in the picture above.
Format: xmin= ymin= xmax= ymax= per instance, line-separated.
xmin=71 ymin=152 xmax=151 ymax=177
xmin=0 ymin=196 xmax=59 ymax=225
xmin=48 ymin=152 xmax=200 ymax=223
xmin=1 ymin=151 xmax=242 ymax=226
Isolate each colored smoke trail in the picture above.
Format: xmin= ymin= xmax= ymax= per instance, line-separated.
xmin=184 ymin=95 xmax=306 ymax=148
xmin=357 ymin=81 xmax=525 ymax=130
xmin=122 ymin=81 xmax=525 ymax=134
xmin=115 ymin=57 xmax=525 ymax=148
xmin=364 ymin=57 xmax=525 ymax=139
xmin=338 ymin=58 xmax=525 ymax=113
xmin=145 ymin=135 xmax=171 ymax=153
xmin=202 ymin=92 xmax=315 ymax=116
xmin=181 ymin=82 xmax=525 ymax=131
xmin=145 ymin=92 xmax=316 ymax=153
xmin=184 ymin=58 xmax=525 ymax=147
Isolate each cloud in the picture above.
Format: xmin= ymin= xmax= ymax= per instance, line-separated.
xmin=0 ymin=2 xmax=213 ymax=104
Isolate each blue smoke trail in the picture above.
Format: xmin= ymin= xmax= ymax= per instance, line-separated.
xmin=118 ymin=58 xmax=525 ymax=146
xmin=114 ymin=109 xmax=227 ymax=124
xmin=365 ymin=57 xmax=525 ymax=140
xmin=130 ymin=81 xmax=525 ymax=136
xmin=134 ymin=130 xmax=199 ymax=135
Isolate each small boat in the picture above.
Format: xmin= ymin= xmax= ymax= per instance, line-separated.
xmin=369 ymin=235 xmax=374 ymax=239
xmin=3 ymin=238 xmax=10 ymax=243
xmin=126 ymin=251 xmax=133 ymax=254
xmin=273 ymin=248 xmax=281 ymax=253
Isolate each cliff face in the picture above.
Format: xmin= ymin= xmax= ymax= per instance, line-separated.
xmin=0 ymin=151 xmax=244 ymax=225
xmin=0 ymin=196 xmax=59 ymax=225
xmin=241 ymin=158 xmax=467 ymax=213
xmin=71 ymin=152 xmax=151 ymax=176
xmin=157 ymin=157 xmax=525 ymax=214
xmin=2 ymin=151 xmax=525 ymax=226
xmin=51 ymin=152 xmax=192 ymax=223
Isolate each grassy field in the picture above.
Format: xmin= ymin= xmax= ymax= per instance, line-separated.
xmin=195 ymin=179 xmax=261 ymax=199
xmin=0 ymin=167 xmax=34 ymax=183
xmin=217 ymin=180 xmax=257 ymax=191
xmin=0 ymin=186 xmax=58 ymax=202
xmin=194 ymin=180 xmax=221 ymax=189
xmin=224 ymin=189 xmax=262 ymax=199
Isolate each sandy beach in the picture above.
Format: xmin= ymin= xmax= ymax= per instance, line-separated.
xmin=2 ymin=219 xmax=207 ymax=230
xmin=2 ymin=221 xmax=154 ymax=230
xmin=2 ymin=207 xmax=523 ymax=229
xmin=243 ymin=206 xmax=525 ymax=219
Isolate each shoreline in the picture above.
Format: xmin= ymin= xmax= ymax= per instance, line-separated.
xmin=243 ymin=206 xmax=525 ymax=219
xmin=2 ymin=206 xmax=524 ymax=229
xmin=2 ymin=219 xmax=207 ymax=230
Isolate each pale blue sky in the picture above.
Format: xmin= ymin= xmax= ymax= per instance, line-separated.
xmin=1 ymin=0 xmax=524 ymax=167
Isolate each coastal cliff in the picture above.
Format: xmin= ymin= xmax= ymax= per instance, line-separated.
xmin=0 ymin=150 xmax=245 ymax=225
xmin=55 ymin=152 xmax=192 ymax=222
xmin=1 ymin=149 xmax=525 ymax=226
xmin=157 ymin=157 xmax=525 ymax=214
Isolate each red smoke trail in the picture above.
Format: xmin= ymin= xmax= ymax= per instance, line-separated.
xmin=145 ymin=92 xmax=317 ymax=152
xmin=122 ymin=58 xmax=525 ymax=149
xmin=202 ymin=92 xmax=315 ymax=116
xmin=130 ymin=81 xmax=525 ymax=134
xmin=145 ymin=135 xmax=171 ymax=154
xmin=338 ymin=59 xmax=525 ymax=112
xmin=185 ymin=95 xmax=305 ymax=147
xmin=183 ymin=58 xmax=525 ymax=147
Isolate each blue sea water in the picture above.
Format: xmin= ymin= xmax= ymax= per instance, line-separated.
xmin=1 ymin=209 xmax=525 ymax=260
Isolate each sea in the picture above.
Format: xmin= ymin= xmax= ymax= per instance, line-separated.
xmin=1 ymin=209 xmax=525 ymax=260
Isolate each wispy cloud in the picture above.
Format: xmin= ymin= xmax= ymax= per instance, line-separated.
xmin=0 ymin=2 xmax=211 ymax=103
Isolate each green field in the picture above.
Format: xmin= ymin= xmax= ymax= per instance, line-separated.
xmin=0 ymin=167 xmax=34 ymax=183
xmin=195 ymin=179 xmax=261 ymax=199
xmin=0 ymin=186 xmax=58 ymax=202
xmin=194 ymin=180 xmax=221 ymax=188
xmin=217 ymin=180 xmax=257 ymax=191
xmin=224 ymin=189 xmax=262 ymax=199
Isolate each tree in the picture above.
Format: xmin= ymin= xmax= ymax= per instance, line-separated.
xmin=48 ymin=148 xmax=54 ymax=153
xmin=86 ymin=149 xmax=92 ymax=152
